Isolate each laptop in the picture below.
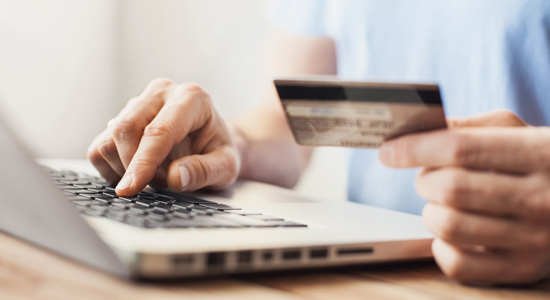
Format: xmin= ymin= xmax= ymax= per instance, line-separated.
xmin=0 ymin=94 xmax=433 ymax=279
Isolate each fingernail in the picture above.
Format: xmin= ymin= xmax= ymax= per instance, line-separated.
xmin=379 ymin=144 xmax=395 ymax=165
xmin=117 ymin=174 xmax=133 ymax=191
xmin=179 ymin=165 xmax=190 ymax=191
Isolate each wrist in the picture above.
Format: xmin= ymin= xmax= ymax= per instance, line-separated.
xmin=226 ymin=122 xmax=249 ymax=179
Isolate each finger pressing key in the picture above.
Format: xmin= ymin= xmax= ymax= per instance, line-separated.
xmin=116 ymin=83 xmax=214 ymax=196
xmin=111 ymin=78 xmax=172 ymax=169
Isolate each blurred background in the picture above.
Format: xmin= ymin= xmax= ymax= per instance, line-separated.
xmin=0 ymin=0 xmax=347 ymax=202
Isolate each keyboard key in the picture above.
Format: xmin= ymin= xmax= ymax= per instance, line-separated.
xmin=60 ymin=180 xmax=89 ymax=185
xmin=154 ymin=197 xmax=176 ymax=204
xmin=215 ymin=214 xmax=278 ymax=227
xmin=191 ymin=206 xmax=227 ymax=215
xmin=198 ymin=203 xmax=241 ymax=210
xmin=62 ymin=191 xmax=79 ymax=197
xmin=90 ymin=183 xmax=107 ymax=189
xmin=62 ymin=186 xmax=83 ymax=191
xmin=84 ymin=188 xmax=105 ymax=193
xmin=231 ymin=210 xmax=263 ymax=216
xmin=102 ymin=190 xmax=119 ymax=197
xmin=166 ymin=218 xmax=202 ymax=228
xmin=173 ymin=202 xmax=194 ymax=210
xmin=249 ymin=215 xmax=285 ymax=221
xmin=72 ymin=200 xmax=95 ymax=207
xmin=129 ymin=206 xmax=152 ymax=214
xmin=172 ymin=211 xmax=197 ymax=219
xmin=81 ymin=209 xmax=104 ymax=217
xmin=111 ymin=201 xmax=132 ymax=209
xmin=174 ymin=195 xmax=217 ymax=204
xmin=93 ymin=197 xmax=111 ymax=204
xmin=270 ymin=221 xmax=307 ymax=228
xmin=152 ymin=204 xmax=175 ymax=213
xmin=105 ymin=211 xmax=126 ymax=222
xmin=65 ymin=189 xmax=99 ymax=195
xmin=77 ymin=193 xmax=98 ymax=199
xmin=124 ymin=215 xmax=146 ymax=227
xmin=119 ymin=197 xmax=142 ymax=203
xmin=135 ymin=199 xmax=157 ymax=207
xmin=94 ymin=194 xmax=115 ymax=200
xmin=110 ymin=198 xmax=130 ymax=203
xmin=89 ymin=205 xmax=109 ymax=213
xmin=193 ymin=215 xmax=244 ymax=228
xmin=148 ymin=211 xmax=168 ymax=221
xmin=145 ymin=220 xmax=165 ymax=228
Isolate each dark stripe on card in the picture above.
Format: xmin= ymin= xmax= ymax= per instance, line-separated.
xmin=275 ymin=85 xmax=442 ymax=105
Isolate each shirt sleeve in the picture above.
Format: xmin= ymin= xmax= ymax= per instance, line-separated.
xmin=269 ymin=0 xmax=327 ymax=36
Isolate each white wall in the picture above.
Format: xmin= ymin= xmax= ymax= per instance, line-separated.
xmin=0 ymin=0 xmax=347 ymax=202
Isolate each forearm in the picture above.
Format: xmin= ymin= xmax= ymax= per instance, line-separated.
xmin=226 ymin=30 xmax=335 ymax=187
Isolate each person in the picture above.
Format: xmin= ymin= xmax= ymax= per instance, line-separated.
xmin=86 ymin=0 xmax=550 ymax=284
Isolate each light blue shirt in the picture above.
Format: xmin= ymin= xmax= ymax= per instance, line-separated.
xmin=272 ymin=0 xmax=550 ymax=215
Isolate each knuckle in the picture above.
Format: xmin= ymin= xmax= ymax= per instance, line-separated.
xmin=523 ymin=175 xmax=550 ymax=219
xmin=437 ymin=210 xmax=462 ymax=242
xmin=189 ymin=158 xmax=214 ymax=187
xmin=146 ymin=77 xmax=174 ymax=97
xmin=97 ymin=139 xmax=117 ymax=158
xmin=86 ymin=145 xmax=103 ymax=163
xmin=181 ymin=82 xmax=205 ymax=94
xmin=495 ymin=109 xmax=523 ymax=126
xmin=529 ymin=229 xmax=550 ymax=250
xmin=111 ymin=119 xmax=138 ymax=141
xmin=441 ymin=252 xmax=467 ymax=281
xmin=128 ymin=156 xmax=157 ymax=173
xmin=143 ymin=121 xmax=173 ymax=139
xmin=517 ymin=259 xmax=544 ymax=282
xmin=440 ymin=170 xmax=467 ymax=206
xmin=173 ymin=82 xmax=211 ymax=105
xmin=536 ymin=130 xmax=550 ymax=167
xmin=448 ymin=133 xmax=482 ymax=166
xmin=149 ymin=77 xmax=174 ymax=89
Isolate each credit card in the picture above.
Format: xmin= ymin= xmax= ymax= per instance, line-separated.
xmin=275 ymin=79 xmax=447 ymax=148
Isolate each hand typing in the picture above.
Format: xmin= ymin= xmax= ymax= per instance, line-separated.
xmin=87 ymin=78 xmax=240 ymax=196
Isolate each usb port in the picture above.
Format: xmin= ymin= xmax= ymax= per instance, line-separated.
xmin=310 ymin=248 xmax=328 ymax=259
xmin=207 ymin=252 xmax=225 ymax=269
xmin=262 ymin=251 xmax=274 ymax=262
xmin=237 ymin=251 xmax=253 ymax=264
xmin=337 ymin=247 xmax=373 ymax=256
xmin=282 ymin=249 xmax=301 ymax=260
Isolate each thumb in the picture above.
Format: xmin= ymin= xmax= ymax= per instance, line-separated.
xmin=166 ymin=147 xmax=239 ymax=192
xmin=447 ymin=109 xmax=529 ymax=128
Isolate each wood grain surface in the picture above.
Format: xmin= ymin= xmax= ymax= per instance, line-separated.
xmin=1 ymin=231 xmax=549 ymax=300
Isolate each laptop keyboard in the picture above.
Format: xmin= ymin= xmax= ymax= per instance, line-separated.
xmin=47 ymin=168 xmax=307 ymax=229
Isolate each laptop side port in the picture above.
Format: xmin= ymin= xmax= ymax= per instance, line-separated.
xmin=309 ymin=248 xmax=328 ymax=259
xmin=262 ymin=251 xmax=274 ymax=262
xmin=337 ymin=247 xmax=374 ymax=256
xmin=171 ymin=254 xmax=195 ymax=271
xmin=237 ymin=251 xmax=253 ymax=268
xmin=206 ymin=252 xmax=225 ymax=270
xmin=282 ymin=249 xmax=301 ymax=261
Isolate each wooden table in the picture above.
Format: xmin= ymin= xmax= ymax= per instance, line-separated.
xmin=2 ymin=232 xmax=550 ymax=300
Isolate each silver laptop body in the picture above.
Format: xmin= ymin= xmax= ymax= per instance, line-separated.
xmin=0 ymin=98 xmax=433 ymax=279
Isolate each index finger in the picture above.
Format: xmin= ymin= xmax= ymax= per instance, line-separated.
xmin=115 ymin=83 xmax=213 ymax=196
xmin=379 ymin=127 xmax=550 ymax=173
